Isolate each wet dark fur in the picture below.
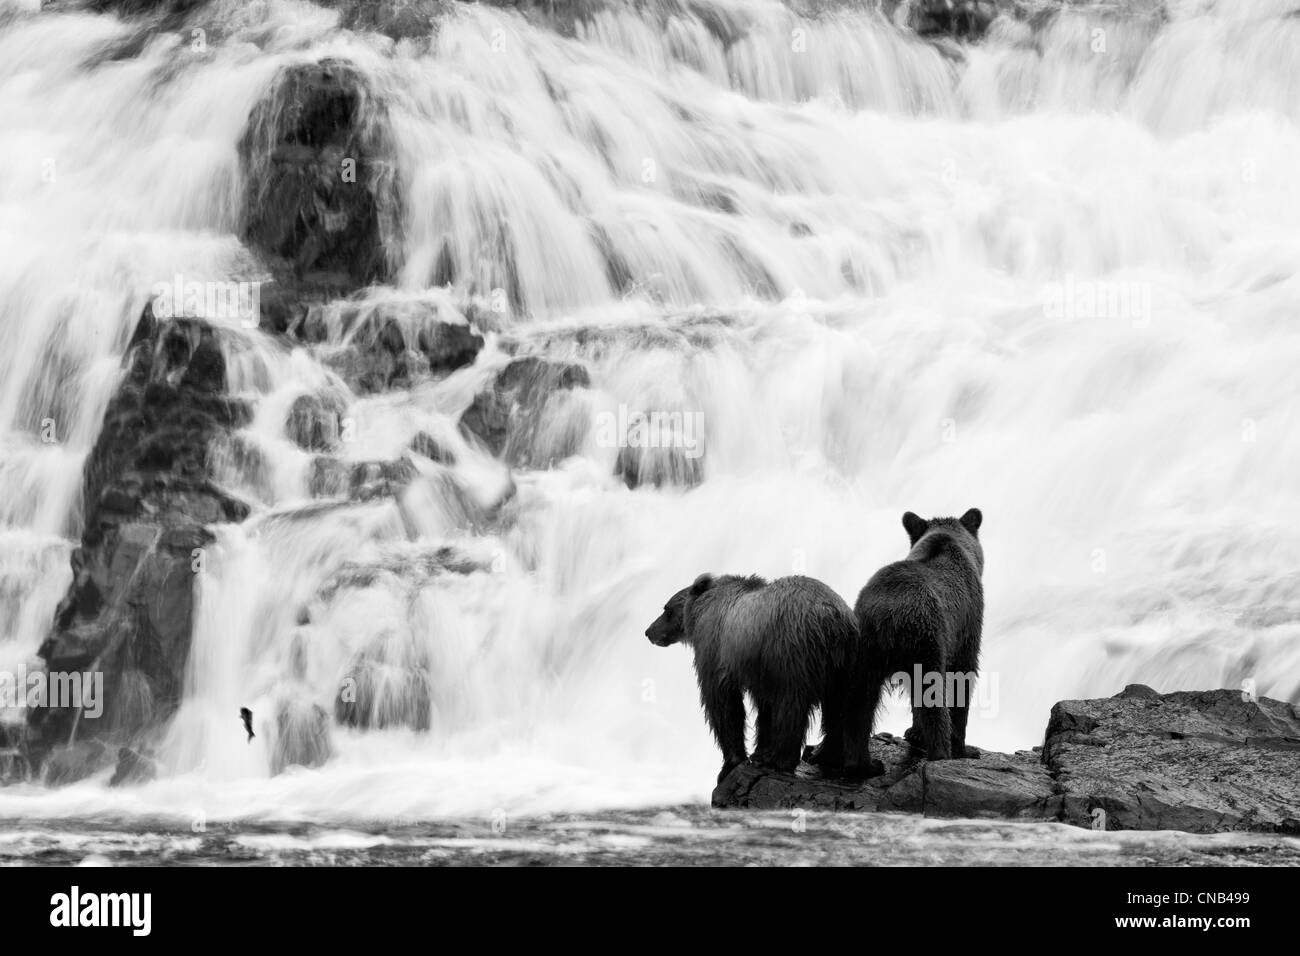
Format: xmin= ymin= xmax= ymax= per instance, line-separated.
xmin=811 ymin=509 xmax=984 ymax=776
xmin=647 ymin=573 xmax=858 ymax=783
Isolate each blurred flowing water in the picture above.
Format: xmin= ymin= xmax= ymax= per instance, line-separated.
xmin=0 ymin=0 xmax=1298 ymax=852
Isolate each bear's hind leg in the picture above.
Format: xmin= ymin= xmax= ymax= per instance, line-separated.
xmin=947 ymin=648 xmax=979 ymax=758
xmin=805 ymin=677 xmax=845 ymax=769
xmin=840 ymin=668 xmax=886 ymax=779
xmin=757 ymin=695 xmax=812 ymax=774
xmin=948 ymin=701 xmax=976 ymax=758
xmin=903 ymin=633 xmax=954 ymax=760
xmin=752 ymin=703 xmax=775 ymax=767
xmin=912 ymin=702 xmax=952 ymax=760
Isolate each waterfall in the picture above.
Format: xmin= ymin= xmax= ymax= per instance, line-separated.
xmin=1 ymin=0 xmax=1298 ymax=821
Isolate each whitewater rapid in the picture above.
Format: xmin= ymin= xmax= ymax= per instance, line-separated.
xmin=1 ymin=0 xmax=1299 ymax=823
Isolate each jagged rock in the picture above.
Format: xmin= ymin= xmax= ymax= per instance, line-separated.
xmin=408 ymin=431 xmax=455 ymax=465
xmin=459 ymin=356 xmax=591 ymax=467
xmin=29 ymin=308 xmax=251 ymax=773
xmin=307 ymin=456 xmax=350 ymax=498
xmin=271 ymin=701 xmax=333 ymax=775
xmin=350 ymin=458 xmax=418 ymax=501
xmin=329 ymin=0 xmax=446 ymax=41
xmin=240 ymin=59 xmax=396 ymax=290
xmin=416 ymin=320 xmax=483 ymax=374
xmin=714 ymin=688 xmax=1300 ymax=834
xmin=314 ymin=547 xmax=486 ymax=605
xmin=86 ymin=0 xmax=208 ymax=16
xmin=209 ymin=432 xmax=274 ymax=503
xmin=908 ymin=0 xmax=1003 ymax=39
xmin=42 ymin=740 xmax=112 ymax=787
xmin=716 ymin=734 xmax=1055 ymax=817
xmin=334 ymin=652 xmax=432 ymax=732
xmin=307 ymin=456 xmax=418 ymax=500
xmin=1044 ymin=688 xmax=1300 ymax=834
xmin=109 ymin=746 xmax=159 ymax=787
xmin=322 ymin=344 xmax=428 ymax=394
xmin=614 ymin=434 xmax=704 ymax=490
xmin=287 ymin=392 xmax=347 ymax=452
xmin=0 ymin=724 xmax=32 ymax=785
xmin=316 ymin=299 xmax=484 ymax=393
xmin=879 ymin=748 xmax=1058 ymax=819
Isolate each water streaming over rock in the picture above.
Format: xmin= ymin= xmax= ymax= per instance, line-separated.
xmin=1 ymin=0 xmax=1298 ymax=822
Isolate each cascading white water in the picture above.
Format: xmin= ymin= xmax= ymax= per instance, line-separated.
xmin=1 ymin=0 xmax=1299 ymax=823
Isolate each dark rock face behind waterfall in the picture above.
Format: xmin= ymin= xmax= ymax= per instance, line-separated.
xmin=716 ymin=686 xmax=1300 ymax=834
xmin=240 ymin=58 xmax=397 ymax=308
xmin=26 ymin=309 xmax=250 ymax=782
xmin=460 ymin=357 xmax=592 ymax=467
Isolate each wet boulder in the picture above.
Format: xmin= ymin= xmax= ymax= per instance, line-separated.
xmin=307 ymin=456 xmax=418 ymax=501
xmin=328 ymin=0 xmax=443 ymax=41
xmin=907 ymin=0 xmax=1010 ymax=40
xmin=318 ymin=302 xmax=483 ymax=393
xmin=109 ymin=746 xmax=160 ymax=787
xmin=408 ymin=431 xmax=455 ymax=465
xmin=321 ymin=299 xmax=485 ymax=393
xmin=0 ymin=723 xmax=32 ymax=785
xmin=334 ymin=654 xmax=432 ymax=732
xmin=714 ymin=687 xmax=1300 ymax=834
xmin=460 ymin=356 xmax=591 ymax=468
xmin=350 ymin=458 xmax=419 ymax=501
xmin=30 ymin=307 xmax=251 ymax=772
xmin=271 ymin=701 xmax=333 ymax=775
xmin=611 ymin=409 xmax=705 ymax=490
xmin=1043 ymin=687 xmax=1300 ymax=834
xmin=286 ymin=392 xmax=347 ymax=452
xmin=240 ymin=59 xmax=396 ymax=290
xmin=42 ymin=740 xmax=113 ymax=787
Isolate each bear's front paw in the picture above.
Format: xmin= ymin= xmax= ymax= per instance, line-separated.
xmin=955 ymin=744 xmax=981 ymax=759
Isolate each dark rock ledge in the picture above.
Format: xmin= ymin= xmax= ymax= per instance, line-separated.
xmin=714 ymin=686 xmax=1300 ymax=835
xmin=25 ymin=309 xmax=251 ymax=783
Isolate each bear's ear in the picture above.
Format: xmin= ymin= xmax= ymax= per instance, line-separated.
xmin=902 ymin=512 xmax=929 ymax=543
xmin=960 ymin=508 xmax=983 ymax=536
xmin=690 ymin=573 xmax=714 ymax=598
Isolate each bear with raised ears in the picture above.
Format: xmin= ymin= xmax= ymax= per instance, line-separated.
xmin=646 ymin=573 xmax=859 ymax=783
xmin=812 ymin=508 xmax=984 ymax=774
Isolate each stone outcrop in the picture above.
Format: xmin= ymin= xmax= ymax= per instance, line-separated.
xmin=715 ymin=686 xmax=1300 ymax=834
xmin=459 ymin=356 xmax=591 ymax=467
xmin=239 ymin=59 xmax=397 ymax=305
xmin=314 ymin=300 xmax=485 ymax=394
xmin=1043 ymin=685 xmax=1300 ymax=833
xmin=28 ymin=309 xmax=250 ymax=775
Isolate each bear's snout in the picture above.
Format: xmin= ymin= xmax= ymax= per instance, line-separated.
xmin=646 ymin=619 xmax=672 ymax=646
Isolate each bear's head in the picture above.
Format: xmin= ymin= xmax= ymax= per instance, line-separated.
xmin=646 ymin=574 xmax=714 ymax=646
xmin=902 ymin=508 xmax=984 ymax=573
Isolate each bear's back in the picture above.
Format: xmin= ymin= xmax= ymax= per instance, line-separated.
xmin=707 ymin=575 xmax=854 ymax=684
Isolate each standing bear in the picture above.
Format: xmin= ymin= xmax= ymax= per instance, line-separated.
xmin=646 ymin=573 xmax=859 ymax=783
xmin=809 ymin=508 xmax=985 ymax=774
